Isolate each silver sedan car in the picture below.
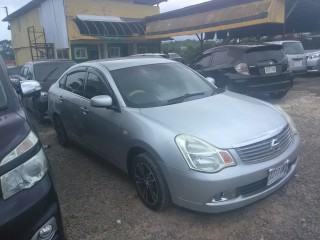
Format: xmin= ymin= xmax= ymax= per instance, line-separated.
xmin=48 ymin=58 xmax=300 ymax=213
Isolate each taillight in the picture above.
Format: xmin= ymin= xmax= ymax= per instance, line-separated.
xmin=234 ymin=63 xmax=250 ymax=75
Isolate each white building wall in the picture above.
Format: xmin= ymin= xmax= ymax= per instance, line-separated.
xmin=38 ymin=0 xmax=69 ymax=49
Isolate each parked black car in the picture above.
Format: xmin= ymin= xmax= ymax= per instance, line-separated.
xmin=192 ymin=45 xmax=294 ymax=98
xmin=21 ymin=60 xmax=75 ymax=122
xmin=0 ymin=56 xmax=65 ymax=239
xmin=168 ymin=53 xmax=186 ymax=64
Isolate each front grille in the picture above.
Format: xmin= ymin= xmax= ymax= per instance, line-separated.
xmin=236 ymin=125 xmax=292 ymax=163
xmin=236 ymin=178 xmax=268 ymax=196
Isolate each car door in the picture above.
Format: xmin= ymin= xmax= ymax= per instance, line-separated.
xmin=58 ymin=68 xmax=87 ymax=140
xmin=207 ymin=49 xmax=232 ymax=87
xmin=79 ymin=67 xmax=123 ymax=164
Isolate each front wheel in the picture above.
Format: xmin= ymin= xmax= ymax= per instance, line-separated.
xmin=132 ymin=153 xmax=170 ymax=211
xmin=54 ymin=116 xmax=70 ymax=147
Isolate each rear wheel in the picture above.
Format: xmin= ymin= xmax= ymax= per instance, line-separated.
xmin=269 ymin=91 xmax=288 ymax=99
xmin=132 ymin=153 xmax=170 ymax=211
xmin=54 ymin=116 xmax=69 ymax=147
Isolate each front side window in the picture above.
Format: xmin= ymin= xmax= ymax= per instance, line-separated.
xmin=282 ymin=42 xmax=304 ymax=54
xmin=111 ymin=63 xmax=215 ymax=108
xmin=85 ymin=73 xmax=110 ymax=99
xmin=65 ymin=71 xmax=86 ymax=96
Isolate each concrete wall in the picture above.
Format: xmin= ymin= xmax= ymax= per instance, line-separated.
xmin=65 ymin=0 xmax=160 ymax=41
xmin=9 ymin=8 xmax=44 ymax=66
xmin=38 ymin=0 xmax=69 ymax=49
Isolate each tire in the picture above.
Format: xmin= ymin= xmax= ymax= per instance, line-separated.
xmin=32 ymin=98 xmax=44 ymax=124
xmin=269 ymin=91 xmax=288 ymax=99
xmin=132 ymin=153 xmax=170 ymax=211
xmin=54 ymin=116 xmax=70 ymax=147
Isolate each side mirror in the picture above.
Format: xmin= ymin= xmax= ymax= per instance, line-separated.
xmin=9 ymin=75 xmax=23 ymax=94
xmin=20 ymin=80 xmax=41 ymax=97
xmin=90 ymin=95 xmax=113 ymax=108
xmin=206 ymin=77 xmax=215 ymax=85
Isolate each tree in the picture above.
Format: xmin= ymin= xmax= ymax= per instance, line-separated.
xmin=0 ymin=40 xmax=15 ymax=60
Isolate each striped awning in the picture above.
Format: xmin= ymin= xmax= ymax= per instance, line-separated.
xmin=145 ymin=0 xmax=285 ymax=39
xmin=74 ymin=15 xmax=146 ymax=37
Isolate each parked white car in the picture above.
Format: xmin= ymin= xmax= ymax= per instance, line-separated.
xmin=306 ymin=50 xmax=320 ymax=73
xmin=267 ymin=41 xmax=307 ymax=75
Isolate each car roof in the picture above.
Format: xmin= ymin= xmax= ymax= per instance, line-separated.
xmin=267 ymin=40 xmax=301 ymax=44
xmin=203 ymin=44 xmax=271 ymax=54
xmin=78 ymin=57 xmax=175 ymax=71
xmin=28 ymin=59 xmax=75 ymax=65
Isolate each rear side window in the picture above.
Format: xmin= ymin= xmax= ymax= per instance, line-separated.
xmin=65 ymin=71 xmax=86 ymax=96
xmin=195 ymin=53 xmax=212 ymax=69
xmin=282 ymin=42 xmax=304 ymax=54
xmin=211 ymin=50 xmax=230 ymax=66
xmin=244 ymin=50 xmax=285 ymax=66
xmin=85 ymin=73 xmax=110 ymax=99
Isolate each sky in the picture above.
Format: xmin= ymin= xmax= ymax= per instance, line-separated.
xmin=0 ymin=0 xmax=208 ymax=41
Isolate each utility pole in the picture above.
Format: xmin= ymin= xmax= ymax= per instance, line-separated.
xmin=1 ymin=6 xmax=10 ymax=30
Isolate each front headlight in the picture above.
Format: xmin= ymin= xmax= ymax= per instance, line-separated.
xmin=175 ymin=135 xmax=236 ymax=173
xmin=1 ymin=131 xmax=38 ymax=166
xmin=275 ymin=105 xmax=298 ymax=135
xmin=309 ymin=53 xmax=320 ymax=59
xmin=0 ymin=131 xmax=48 ymax=200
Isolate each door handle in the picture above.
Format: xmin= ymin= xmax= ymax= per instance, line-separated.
xmin=59 ymin=96 xmax=64 ymax=101
xmin=80 ymin=106 xmax=89 ymax=115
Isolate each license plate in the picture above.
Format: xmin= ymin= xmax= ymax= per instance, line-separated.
xmin=293 ymin=60 xmax=302 ymax=67
xmin=267 ymin=160 xmax=290 ymax=186
xmin=265 ymin=66 xmax=277 ymax=74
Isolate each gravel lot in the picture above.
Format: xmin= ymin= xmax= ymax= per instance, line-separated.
xmin=34 ymin=75 xmax=320 ymax=240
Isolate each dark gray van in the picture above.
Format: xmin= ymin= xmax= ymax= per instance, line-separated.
xmin=0 ymin=56 xmax=65 ymax=239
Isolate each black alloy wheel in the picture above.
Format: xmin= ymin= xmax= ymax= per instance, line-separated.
xmin=132 ymin=153 xmax=170 ymax=211
xmin=54 ymin=116 xmax=69 ymax=147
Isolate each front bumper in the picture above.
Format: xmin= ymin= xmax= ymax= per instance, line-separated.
xmin=307 ymin=58 xmax=320 ymax=72
xmin=161 ymin=135 xmax=300 ymax=213
xmin=0 ymin=173 xmax=64 ymax=239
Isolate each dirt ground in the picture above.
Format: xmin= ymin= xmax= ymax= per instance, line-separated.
xmin=34 ymin=75 xmax=320 ymax=240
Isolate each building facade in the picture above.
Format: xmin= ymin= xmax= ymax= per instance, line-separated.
xmin=4 ymin=0 xmax=165 ymax=66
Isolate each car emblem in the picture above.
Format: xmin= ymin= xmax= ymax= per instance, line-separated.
xmin=268 ymin=60 xmax=274 ymax=65
xmin=271 ymin=139 xmax=280 ymax=151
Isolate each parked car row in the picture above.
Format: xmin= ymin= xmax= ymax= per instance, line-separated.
xmin=1 ymin=42 xmax=302 ymax=238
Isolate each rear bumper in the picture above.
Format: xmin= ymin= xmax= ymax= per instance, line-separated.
xmin=229 ymin=72 xmax=293 ymax=94
xmin=0 ymin=173 xmax=64 ymax=239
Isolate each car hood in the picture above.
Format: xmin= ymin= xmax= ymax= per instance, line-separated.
xmin=0 ymin=108 xmax=30 ymax=161
xmin=140 ymin=92 xmax=287 ymax=149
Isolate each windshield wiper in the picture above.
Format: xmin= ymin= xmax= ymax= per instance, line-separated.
xmin=166 ymin=92 xmax=205 ymax=105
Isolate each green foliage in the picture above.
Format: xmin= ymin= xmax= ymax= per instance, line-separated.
xmin=162 ymin=39 xmax=218 ymax=64
xmin=0 ymin=40 xmax=15 ymax=60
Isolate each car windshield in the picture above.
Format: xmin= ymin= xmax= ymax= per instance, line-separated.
xmin=34 ymin=62 xmax=74 ymax=82
xmin=169 ymin=53 xmax=180 ymax=58
xmin=111 ymin=63 xmax=215 ymax=108
xmin=282 ymin=42 xmax=304 ymax=54
xmin=0 ymin=79 xmax=8 ymax=110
